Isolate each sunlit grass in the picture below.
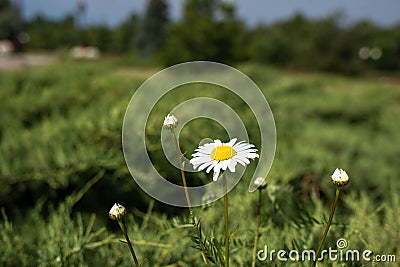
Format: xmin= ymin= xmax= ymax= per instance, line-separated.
xmin=0 ymin=59 xmax=399 ymax=266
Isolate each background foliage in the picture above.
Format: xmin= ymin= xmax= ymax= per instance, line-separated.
xmin=2 ymin=0 xmax=400 ymax=74
xmin=1 ymin=58 xmax=399 ymax=266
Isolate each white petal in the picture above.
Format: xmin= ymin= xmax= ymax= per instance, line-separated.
xmin=331 ymin=168 xmax=341 ymax=181
xmin=235 ymin=155 xmax=250 ymax=164
xmin=190 ymin=158 xmax=205 ymax=167
xmin=242 ymin=148 xmax=258 ymax=153
xmin=198 ymin=161 xmax=214 ymax=171
xmin=206 ymin=161 xmax=218 ymax=173
xmin=201 ymin=145 xmax=215 ymax=154
xmin=191 ymin=155 xmax=213 ymax=165
xmin=220 ymin=159 xmax=230 ymax=171
xmin=214 ymin=162 xmax=223 ymax=174
xmin=213 ymin=171 xmax=220 ymax=181
xmin=234 ymin=140 xmax=245 ymax=145
xmin=194 ymin=143 xmax=213 ymax=152
xmin=246 ymin=152 xmax=259 ymax=159
xmin=214 ymin=140 xmax=222 ymax=146
xmin=233 ymin=143 xmax=254 ymax=151
xmin=227 ymin=138 xmax=237 ymax=146
xmin=234 ymin=143 xmax=254 ymax=149
xmin=191 ymin=152 xmax=205 ymax=157
xmin=234 ymin=157 xmax=247 ymax=166
xmin=228 ymin=159 xmax=237 ymax=172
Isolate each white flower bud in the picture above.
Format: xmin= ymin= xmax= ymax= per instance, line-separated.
xmin=109 ymin=203 xmax=126 ymax=220
xmin=253 ymin=177 xmax=268 ymax=190
xmin=330 ymin=168 xmax=349 ymax=187
xmin=163 ymin=114 xmax=178 ymax=129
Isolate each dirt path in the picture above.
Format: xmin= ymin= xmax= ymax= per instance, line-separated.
xmin=0 ymin=53 xmax=56 ymax=71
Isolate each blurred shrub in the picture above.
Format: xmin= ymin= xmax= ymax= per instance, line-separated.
xmin=0 ymin=61 xmax=149 ymax=214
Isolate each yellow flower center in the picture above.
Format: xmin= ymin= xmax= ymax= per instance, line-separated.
xmin=211 ymin=145 xmax=236 ymax=161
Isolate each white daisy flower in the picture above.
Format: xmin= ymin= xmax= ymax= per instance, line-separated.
xmin=190 ymin=138 xmax=259 ymax=181
xmin=330 ymin=168 xmax=349 ymax=187
xmin=163 ymin=114 xmax=178 ymax=129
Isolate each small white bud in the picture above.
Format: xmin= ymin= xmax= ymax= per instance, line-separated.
xmin=330 ymin=168 xmax=349 ymax=187
xmin=253 ymin=177 xmax=268 ymax=190
xmin=163 ymin=114 xmax=178 ymax=129
xmin=109 ymin=203 xmax=126 ymax=220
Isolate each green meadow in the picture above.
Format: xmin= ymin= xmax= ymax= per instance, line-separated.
xmin=0 ymin=57 xmax=399 ymax=266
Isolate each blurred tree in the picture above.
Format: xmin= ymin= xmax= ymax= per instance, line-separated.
xmin=183 ymin=0 xmax=214 ymax=20
xmin=112 ymin=13 xmax=140 ymax=53
xmin=0 ymin=0 xmax=20 ymax=47
xmin=247 ymin=12 xmax=383 ymax=74
xmin=11 ymin=0 xmax=400 ymax=74
xmin=162 ymin=0 xmax=245 ymax=65
xmin=58 ymin=15 xmax=81 ymax=47
xmin=75 ymin=1 xmax=88 ymax=45
xmin=137 ymin=0 xmax=169 ymax=56
xmin=86 ymin=25 xmax=113 ymax=52
xmin=347 ymin=21 xmax=400 ymax=71
xmin=25 ymin=15 xmax=79 ymax=50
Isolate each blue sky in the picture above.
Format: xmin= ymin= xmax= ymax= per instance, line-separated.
xmin=19 ymin=0 xmax=400 ymax=28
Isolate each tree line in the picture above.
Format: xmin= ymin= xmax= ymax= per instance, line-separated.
xmin=2 ymin=0 xmax=400 ymax=74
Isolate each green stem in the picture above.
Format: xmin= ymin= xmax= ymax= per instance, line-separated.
xmin=170 ymin=129 xmax=210 ymax=266
xmin=223 ymin=175 xmax=230 ymax=267
xmin=118 ymin=220 xmax=139 ymax=267
xmin=251 ymin=189 xmax=262 ymax=267
xmin=312 ymin=188 xmax=341 ymax=267
xmin=171 ymin=130 xmax=192 ymax=208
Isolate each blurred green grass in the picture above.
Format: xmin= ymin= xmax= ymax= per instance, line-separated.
xmin=0 ymin=58 xmax=399 ymax=266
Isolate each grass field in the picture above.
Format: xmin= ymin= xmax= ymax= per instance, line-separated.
xmin=0 ymin=56 xmax=399 ymax=266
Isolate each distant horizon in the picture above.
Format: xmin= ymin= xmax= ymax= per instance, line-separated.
xmin=18 ymin=0 xmax=400 ymax=28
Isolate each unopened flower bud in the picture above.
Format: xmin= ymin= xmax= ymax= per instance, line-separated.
xmin=163 ymin=114 xmax=178 ymax=129
xmin=330 ymin=168 xmax=349 ymax=187
xmin=109 ymin=203 xmax=126 ymax=220
xmin=253 ymin=177 xmax=268 ymax=190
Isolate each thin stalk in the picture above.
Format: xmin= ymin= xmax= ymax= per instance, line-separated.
xmin=170 ymin=130 xmax=210 ymax=266
xmin=312 ymin=188 xmax=341 ymax=267
xmin=251 ymin=189 xmax=262 ymax=267
xmin=223 ymin=175 xmax=230 ymax=267
xmin=118 ymin=220 xmax=139 ymax=267
xmin=171 ymin=130 xmax=192 ymax=207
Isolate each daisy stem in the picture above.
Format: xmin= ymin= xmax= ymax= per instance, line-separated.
xmin=312 ymin=188 xmax=341 ymax=267
xmin=251 ymin=189 xmax=262 ymax=267
xmin=223 ymin=174 xmax=230 ymax=267
xmin=117 ymin=219 xmax=139 ymax=267
xmin=170 ymin=130 xmax=210 ymax=266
